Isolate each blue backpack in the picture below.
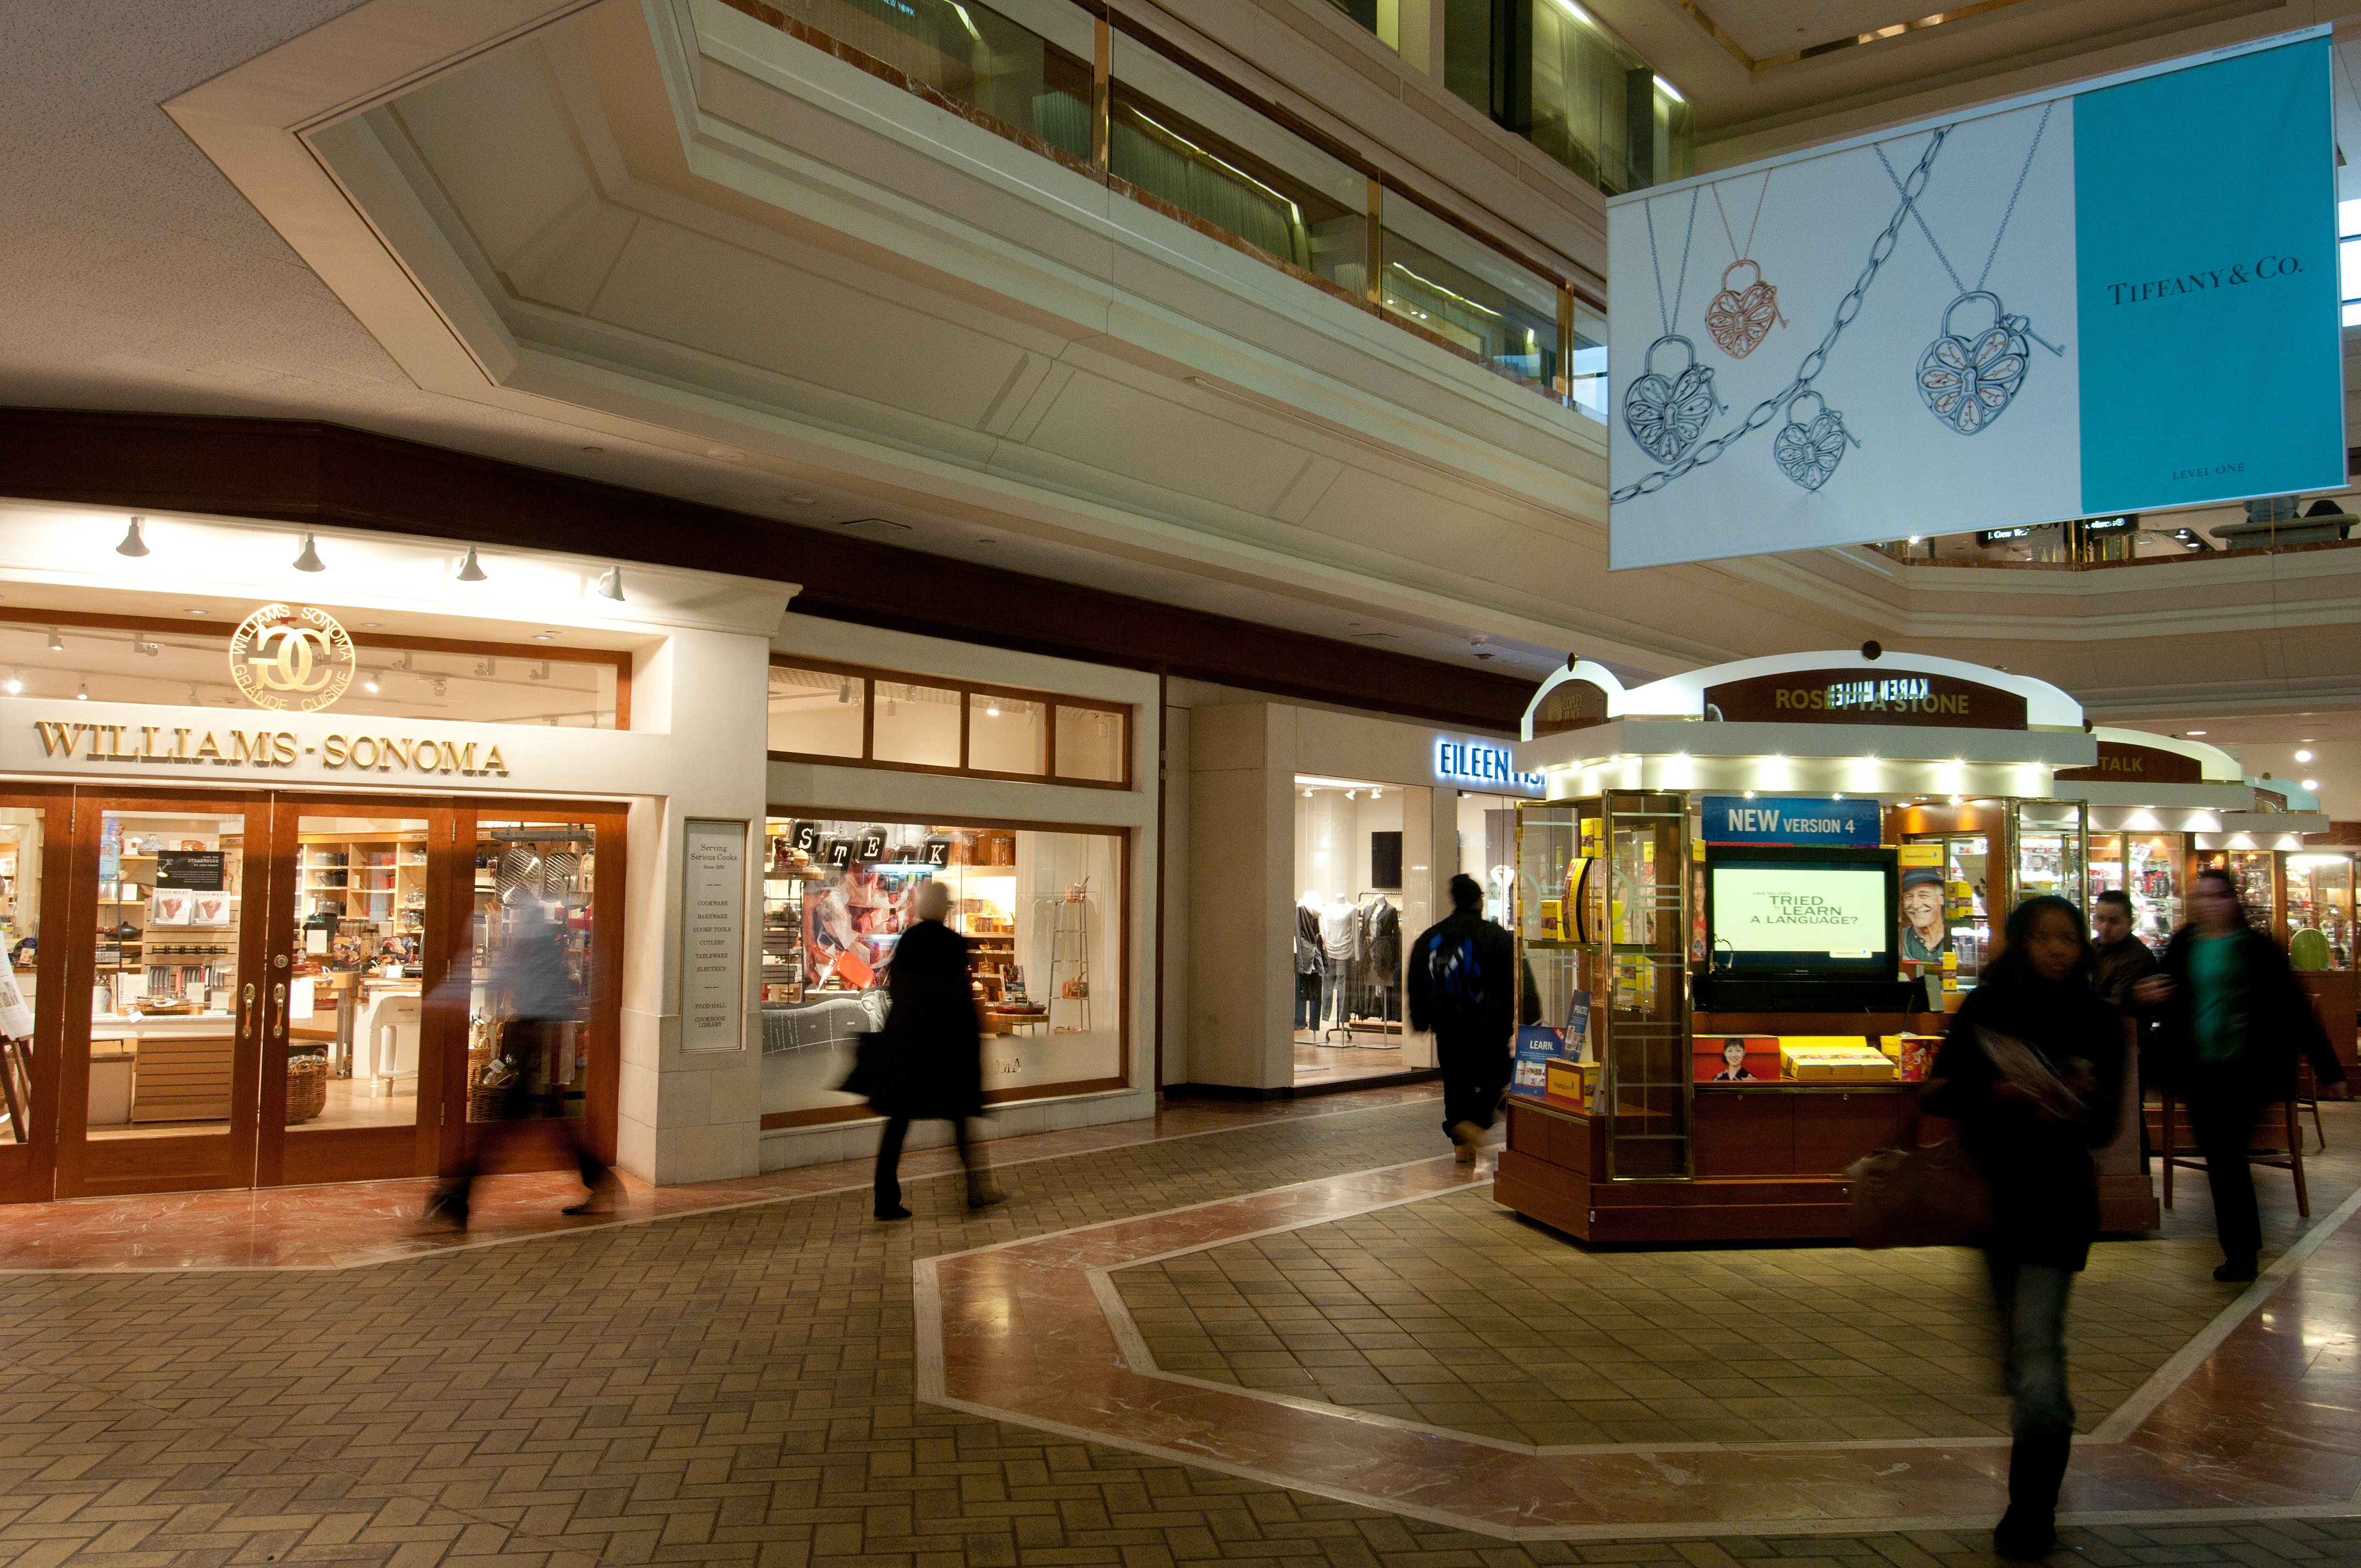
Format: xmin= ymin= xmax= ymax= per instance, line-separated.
xmin=1428 ymin=933 xmax=1487 ymax=1011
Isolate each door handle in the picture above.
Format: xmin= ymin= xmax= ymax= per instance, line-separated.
xmin=241 ymin=983 xmax=256 ymax=1036
xmin=272 ymin=982 xmax=287 ymax=1041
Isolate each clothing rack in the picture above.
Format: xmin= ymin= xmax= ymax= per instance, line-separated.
xmin=1322 ymin=890 xmax=1401 ymax=1046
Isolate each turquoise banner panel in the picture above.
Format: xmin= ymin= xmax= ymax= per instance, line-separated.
xmin=2075 ymin=40 xmax=2343 ymax=513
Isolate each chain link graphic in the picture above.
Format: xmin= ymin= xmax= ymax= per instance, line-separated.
xmin=1611 ymin=127 xmax=1950 ymax=504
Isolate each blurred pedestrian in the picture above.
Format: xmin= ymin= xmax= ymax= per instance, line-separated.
xmin=872 ymin=879 xmax=1002 ymax=1219
xmin=2133 ymin=867 xmax=2349 ymax=1282
xmin=2089 ymin=889 xmax=2159 ymax=1172
xmin=1407 ymin=873 xmax=1515 ymax=1163
xmin=424 ymin=901 xmax=616 ymax=1227
xmin=1923 ymin=895 xmax=2123 ymax=1561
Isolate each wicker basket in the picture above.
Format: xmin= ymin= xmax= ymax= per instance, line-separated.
xmin=284 ymin=1055 xmax=328 ymax=1124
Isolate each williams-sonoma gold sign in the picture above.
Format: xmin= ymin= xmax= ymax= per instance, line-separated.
xmin=32 ymin=720 xmax=508 ymax=776
xmin=230 ymin=603 xmax=355 ymax=713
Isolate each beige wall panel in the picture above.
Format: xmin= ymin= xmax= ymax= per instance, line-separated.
xmin=1023 ymin=374 xmax=1321 ymax=518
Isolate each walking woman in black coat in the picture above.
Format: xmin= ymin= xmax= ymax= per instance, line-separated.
xmin=871 ymin=879 xmax=1002 ymax=1219
xmin=1923 ymin=895 xmax=2125 ymax=1561
xmin=2132 ymin=866 xmax=2349 ymax=1281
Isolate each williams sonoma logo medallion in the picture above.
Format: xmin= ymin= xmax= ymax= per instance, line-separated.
xmin=229 ymin=603 xmax=355 ymax=713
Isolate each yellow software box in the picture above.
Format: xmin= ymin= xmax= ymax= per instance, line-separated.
xmin=1777 ymin=1042 xmax=1897 ymax=1081
xmin=1544 ymin=1058 xmax=1595 ymax=1106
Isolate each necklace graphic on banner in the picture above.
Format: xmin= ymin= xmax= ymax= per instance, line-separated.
xmin=1876 ymin=101 xmax=2065 ymax=436
xmin=1624 ymin=189 xmax=1724 ymax=463
xmin=1704 ymin=171 xmax=1786 ymax=359
xmin=1608 ymin=127 xmax=1952 ymax=505
xmin=1772 ymin=391 xmax=1860 ymax=491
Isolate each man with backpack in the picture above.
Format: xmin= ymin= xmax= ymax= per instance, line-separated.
xmin=1408 ymin=874 xmax=1517 ymax=1162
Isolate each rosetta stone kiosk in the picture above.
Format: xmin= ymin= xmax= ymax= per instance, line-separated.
xmin=1498 ymin=649 xmax=2158 ymax=1244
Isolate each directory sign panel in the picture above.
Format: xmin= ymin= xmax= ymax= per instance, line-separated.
xmin=1605 ymin=32 xmax=2341 ymax=569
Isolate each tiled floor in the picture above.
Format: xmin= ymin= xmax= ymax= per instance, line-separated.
xmin=1109 ymin=1138 xmax=2361 ymax=1447
xmin=0 ymin=1087 xmax=2355 ymax=1568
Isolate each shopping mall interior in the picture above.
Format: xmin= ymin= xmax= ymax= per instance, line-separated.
xmin=6 ymin=0 xmax=2361 ymax=1562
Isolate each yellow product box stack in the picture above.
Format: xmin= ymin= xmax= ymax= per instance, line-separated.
xmin=1776 ymin=1039 xmax=1898 ymax=1081
xmin=1544 ymin=1058 xmax=1598 ymax=1106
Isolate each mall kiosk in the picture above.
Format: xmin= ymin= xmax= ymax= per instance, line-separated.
xmin=1496 ymin=649 xmax=2159 ymax=1244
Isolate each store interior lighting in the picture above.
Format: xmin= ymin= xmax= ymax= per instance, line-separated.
xmin=74 ymin=677 xmax=88 ymax=700
xmin=292 ymin=532 xmax=325 ymax=572
xmin=2297 ymin=749 xmax=2314 ymax=761
xmin=116 ymin=517 xmax=149 ymax=557
xmin=46 ymin=629 xmax=62 ymax=652
xmin=596 ymin=564 xmax=624 ymax=602
xmin=2 ymin=672 xmax=19 ymax=695
xmin=362 ymin=670 xmax=380 ymax=694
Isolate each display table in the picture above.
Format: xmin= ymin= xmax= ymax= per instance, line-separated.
xmin=88 ymin=1012 xmax=239 ymax=1124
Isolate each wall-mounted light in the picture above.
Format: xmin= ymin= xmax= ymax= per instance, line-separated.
xmin=116 ymin=517 xmax=150 ymax=558
xmin=596 ymin=565 xmax=624 ymax=602
xmin=291 ymin=533 xmax=325 ymax=573
xmin=456 ymin=547 xmax=487 ymax=582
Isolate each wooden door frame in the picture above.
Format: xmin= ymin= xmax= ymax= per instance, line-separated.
xmin=54 ymin=787 xmax=275 ymax=1199
xmin=0 ymin=785 xmax=75 ymax=1204
xmin=257 ymin=793 xmax=462 ymax=1189
xmin=444 ymin=799 xmax=628 ymax=1176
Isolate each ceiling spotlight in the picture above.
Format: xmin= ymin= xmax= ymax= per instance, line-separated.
xmin=836 ymin=679 xmax=852 ymax=705
xmin=596 ymin=565 xmax=624 ymax=602
xmin=1303 ymin=788 xmax=1314 ymax=797
xmin=2296 ymin=749 xmax=2314 ymax=762
xmin=531 ymin=632 xmax=555 ymax=641
xmin=292 ymin=532 xmax=325 ymax=572
xmin=2187 ymin=729 xmax=2207 ymax=737
xmin=46 ymin=629 xmax=62 ymax=652
xmin=1346 ymin=790 xmax=1357 ymax=800
xmin=986 ymin=700 xmax=1000 ymax=717
xmin=2304 ymin=779 xmax=2320 ymax=791
xmin=74 ymin=677 xmax=88 ymax=701
xmin=1372 ymin=787 xmax=1383 ymax=798
xmin=116 ymin=517 xmax=150 ymax=557
xmin=2 ymin=672 xmax=19 ymax=695
xmin=362 ymin=671 xmax=380 ymax=694
xmin=1743 ymin=790 xmax=1755 ymax=799
xmin=456 ymin=547 xmax=487 ymax=582
xmin=184 ymin=608 xmax=207 ymax=616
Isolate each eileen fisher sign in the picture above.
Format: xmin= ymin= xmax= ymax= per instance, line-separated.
xmin=29 ymin=718 xmax=510 ymax=775
xmin=681 ymin=819 xmax=747 ymax=1053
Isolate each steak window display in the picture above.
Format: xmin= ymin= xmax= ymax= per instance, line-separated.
xmin=759 ymin=816 xmax=1123 ymax=1124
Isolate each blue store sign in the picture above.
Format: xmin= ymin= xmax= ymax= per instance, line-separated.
xmin=1435 ymin=738 xmax=1543 ymax=794
xmin=1700 ymin=794 xmax=1881 ymax=847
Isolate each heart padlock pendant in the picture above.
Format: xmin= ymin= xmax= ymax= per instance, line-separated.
xmin=1916 ymin=290 xmax=2059 ymax=435
xmin=1622 ymin=335 xmax=1726 ymax=464
xmin=1704 ymin=260 xmax=1786 ymax=360
xmin=1771 ymin=391 xmax=1861 ymax=491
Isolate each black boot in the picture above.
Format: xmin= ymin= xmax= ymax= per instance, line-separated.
xmin=1993 ymin=1431 xmax=2071 ymax=1559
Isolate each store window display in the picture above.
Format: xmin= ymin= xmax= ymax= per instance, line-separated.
xmin=759 ymin=815 xmax=1123 ymax=1124
xmin=1292 ymin=776 xmax=1427 ymax=1084
xmin=2090 ymin=832 xmax=2184 ymax=951
xmin=2287 ymin=852 xmax=2355 ymax=968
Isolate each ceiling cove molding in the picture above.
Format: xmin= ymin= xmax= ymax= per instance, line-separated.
xmin=170 ymin=0 xmax=1675 ymax=667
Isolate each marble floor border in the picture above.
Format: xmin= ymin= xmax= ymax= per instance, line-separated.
xmin=914 ymin=1151 xmax=2361 ymax=1540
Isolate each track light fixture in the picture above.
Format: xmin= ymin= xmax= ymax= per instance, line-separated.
xmin=456 ymin=547 xmax=487 ymax=582
xmin=362 ymin=671 xmax=380 ymax=694
xmin=47 ymin=629 xmax=62 ymax=652
xmin=74 ymin=677 xmax=88 ymax=701
xmin=596 ymin=564 xmax=624 ymax=602
xmin=116 ymin=517 xmax=150 ymax=558
xmin=292 ymin=532 xmax=325 ymax=572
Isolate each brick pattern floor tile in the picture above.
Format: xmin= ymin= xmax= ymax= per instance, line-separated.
xmin=1111 ymin=1129 xmax=2361 ymax=1448
xmin=0 ymin=1092 xmax=2354 ymax=1568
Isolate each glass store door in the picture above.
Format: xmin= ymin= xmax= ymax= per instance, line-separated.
xmin=55 ymin=793 xmax=273 ymax=1199
xmin=0 ymin=792 xmax=69 ymax=1205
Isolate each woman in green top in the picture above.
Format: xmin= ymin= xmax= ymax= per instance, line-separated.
xmin=2136 ymin=867 xmax=2351 ymax=1281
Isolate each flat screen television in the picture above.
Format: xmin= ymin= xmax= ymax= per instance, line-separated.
xmin=1705 ymin=846 xmax=1897 ymax=982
